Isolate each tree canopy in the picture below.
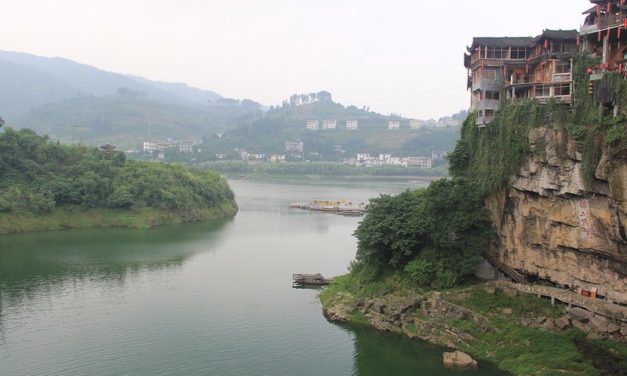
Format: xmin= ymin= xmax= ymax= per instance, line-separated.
xmin=0 ymin=128 xmax=234 ymax=214
xmin=353 ymin=178 xmax=494 ymax=288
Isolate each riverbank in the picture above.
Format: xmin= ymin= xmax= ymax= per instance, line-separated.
xmin=320 ymin=273 xmax=627 ymax=375
xmin=0 ymin=202 xmax=238 ymax=235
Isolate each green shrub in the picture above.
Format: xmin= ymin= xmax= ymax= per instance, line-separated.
xmin=354 ymin=178 xmax=493 ymax=287
xmin=404 ymin=258 xmax=434 ymax=287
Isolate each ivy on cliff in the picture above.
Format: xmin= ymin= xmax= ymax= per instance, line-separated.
xmin=450 ymin=53 xmax=627 ymax=193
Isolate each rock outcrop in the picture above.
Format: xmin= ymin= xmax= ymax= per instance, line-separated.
xmin=485 ymin=127 xmax=627 ymax=304
xmin=443 ymin=350 xmax=478 ymax=369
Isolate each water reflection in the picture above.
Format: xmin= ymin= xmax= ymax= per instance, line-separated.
xmin=0 ymin=219 xmax=232 ymax=305
xmin=0 ymin=179 xmax=512 ymax=376
xmin=344 ymin=324 xmax=508 ymax=376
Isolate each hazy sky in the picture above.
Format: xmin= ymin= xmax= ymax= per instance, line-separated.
xmin=0 ymin=0 xmax=591 ymax=119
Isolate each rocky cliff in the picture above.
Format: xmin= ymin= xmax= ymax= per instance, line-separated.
xmin=486 ymin=127 xmax=627 ymax=304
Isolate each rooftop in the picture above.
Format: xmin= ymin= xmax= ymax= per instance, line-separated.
xmin=537 ymin=29 xmax=578 ymax=40
xmin=469 ymin=36 xmax=534 ymax=50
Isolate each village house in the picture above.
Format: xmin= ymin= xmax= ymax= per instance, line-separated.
xmin=345 ymin=120 xmax=358 ymax=130
xmin=322 ymin=119 xmax=337 ymax=130
xmin=269 ymin=154 xmax=286 ymax=163
xmin=409 ymin=119 xmax=423 ymax=129
xmin=356 ymin=153 xmax=372 ymax=162
xmin=405 ymin=157 xmax=432 ymax=169
xmin=285 ymin=140 xmax=304 ymax=153
xmin=388 ymin=121 xmax=400 ymax=129
xmin=143 ymin=139 xmax=197 ymax=153
xmin=306 ymin=120 xmax=319 ymax=130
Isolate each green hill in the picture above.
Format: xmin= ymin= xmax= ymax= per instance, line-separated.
xmin=9 ymin=96 xmax=261 ymax=149
xmin=199 ymin=100 xmax=461 ymax=159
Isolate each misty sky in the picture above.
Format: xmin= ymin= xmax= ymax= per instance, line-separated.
xmin=0 ymin=0 xmax=591 ymax=119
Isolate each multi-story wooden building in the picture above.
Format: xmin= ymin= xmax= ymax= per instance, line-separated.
xmin=506 ymin=30 xmax=577 ymax=104
xmin=465 ymin=30 xmax=577 ymax=126
xmin=465 ymin=36 xmax=534 ymax=125
xmin=580 ymin=0 xmax=627 ymax=74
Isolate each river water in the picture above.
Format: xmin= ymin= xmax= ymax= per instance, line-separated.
xmin=0 ymin=178 xmax=505 ymax=376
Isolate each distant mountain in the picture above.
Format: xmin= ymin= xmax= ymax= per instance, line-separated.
xmin=129 ymin=76 xmax=222 ymax=105
xmin=11 ymin=96 xmax=261 ymax=149
xmin=0 ymin=50 xmax=223 ymax=118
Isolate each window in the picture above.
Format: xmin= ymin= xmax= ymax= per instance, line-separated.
xmin=555 ymin=61 xmax=571 ymax=74
xmin=486 ymin=47 xmax=507 ymax=59
xmin=554 ymin=84 xmax=571 ymax=96
xmin=485 ymin=109 xmax=495 ymax=117
xmin=482 ymin=69 xmax=497 ymax=80
xmin=485 ymin=90 xmax=500 ymax=100
xmin=535 ymin=85 xmax=550 ymax=97
xmin=511 ymin=47 xmax=528 ymax=59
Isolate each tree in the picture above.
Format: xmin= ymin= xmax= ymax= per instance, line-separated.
xmin=354 ymin=178 xmax=494 ymax=287
xmin=0 ymin=117 xmax=4 ymax=129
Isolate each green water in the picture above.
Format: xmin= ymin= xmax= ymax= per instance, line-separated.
xmin=0 ymin=179 xmax=506 ymax=376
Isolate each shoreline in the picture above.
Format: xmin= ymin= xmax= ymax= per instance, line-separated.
xmin=229 ymin=173 xmax=443 ymax=183
xmin=320 ymin=274 xmax=627 ymax=375
xmin=0 ymin=202 xmax=238 ymax=235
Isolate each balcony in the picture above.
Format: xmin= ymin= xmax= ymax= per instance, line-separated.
xmin=552 ymin=73 xmax=572 ymax=82
xmin=582 ymin=14 xmax=625 ymax=34
xmin=534 ymin=95 xmax=572 ymax=104
xmin=505 ymin=72 xmax=572 ymax=87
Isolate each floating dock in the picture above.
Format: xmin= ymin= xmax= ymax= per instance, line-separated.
xmin=289 ymin=200 xmax=366 ymax=216
xmin=292 ymin=273 xmax=331 ymax=287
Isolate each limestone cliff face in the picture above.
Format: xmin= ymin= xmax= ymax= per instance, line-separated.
xmin=486 ymin=127 xmax=627 ymax=304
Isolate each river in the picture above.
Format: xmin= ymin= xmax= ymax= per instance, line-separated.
xmin=0 ymin=178 xmax=505 ymax=376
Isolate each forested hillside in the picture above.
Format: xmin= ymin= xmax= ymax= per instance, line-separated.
xmin=197 ymin=99 xmax=462 ymax=159
xmin=11 ymin=96 xmax=261 ymax=149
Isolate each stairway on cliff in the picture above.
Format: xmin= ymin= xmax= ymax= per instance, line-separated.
xmin=483 ymin=252 xmax=528 ymax=284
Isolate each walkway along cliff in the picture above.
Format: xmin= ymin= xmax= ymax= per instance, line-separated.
xmin=484 ymin=125 xmax=626 ymax=304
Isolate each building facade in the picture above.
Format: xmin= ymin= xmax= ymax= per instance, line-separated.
xmin=306 ymin=120 xmax=319 ymax=130
xmin=464 ymin=30 xmax=577 ymax=126
xmin=345 ymin=120 xmax=358 ymax=130
xmin=322 ymin=120 xmax=337 ymax=130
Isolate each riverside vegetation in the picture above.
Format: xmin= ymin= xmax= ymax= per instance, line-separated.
xmin=0 ymin=123 xmax=237 ymax=234
xmin=320 ymin=54 xmax=627 ymax=375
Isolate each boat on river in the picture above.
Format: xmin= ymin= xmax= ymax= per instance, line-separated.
xmin=292 ymin=273 xmax=331 ymax=287
xmin=289 ymin=200 xmax=366 ymax=215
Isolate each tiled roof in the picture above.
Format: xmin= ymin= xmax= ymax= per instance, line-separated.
xmin=470 ymin=37 xmax=535 ymax=49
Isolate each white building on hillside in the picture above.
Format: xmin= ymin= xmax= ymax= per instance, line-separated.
xmin=405 ymin=157 xmax=432 ymax=168
xmin=306 ymin=120 xmax=319 ymax=130
xmin=346 ymin=120 xmax=358 ymax=130
xmin=409 ymin=120 xmax=423 ymax=129
xmin=388 ymin=121 xmax=400 ymax=129
xmin=322 ymin=119 xmax=337 ymax=130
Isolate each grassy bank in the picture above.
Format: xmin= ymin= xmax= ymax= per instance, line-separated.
xmin=320 ymin=273 xmax=627 ymax=376
xmin=0 ymin=202 xmax=237 ymax=234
